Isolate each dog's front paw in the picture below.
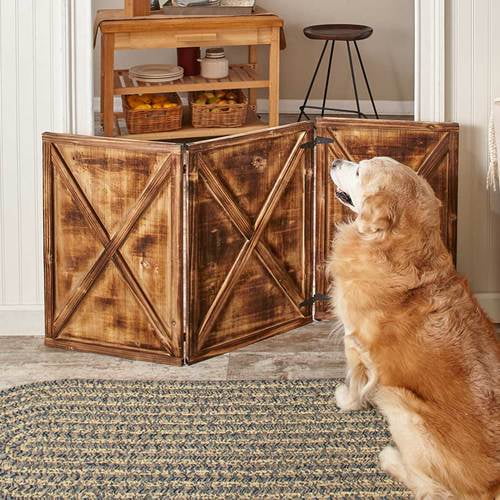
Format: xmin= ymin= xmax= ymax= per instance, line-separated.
xmin=379 ymin=446 xmax=402 ymax=475
xmin=335 ymin=383 xmax=361 ymax=412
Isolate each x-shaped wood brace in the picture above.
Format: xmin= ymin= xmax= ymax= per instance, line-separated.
xmin=195 ymin=131 xmax=309 ymax=344
xmin=50 ymin=145 xmax=176 ymax=352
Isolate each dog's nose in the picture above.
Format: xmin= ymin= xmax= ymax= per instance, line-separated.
xmin=332 ymin=159 xmax=343 ymax=169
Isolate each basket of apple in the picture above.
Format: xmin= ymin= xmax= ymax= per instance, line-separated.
xmin=122 ymin=93 xmax=183 ymax=134
xmin=189 ymin=89 xmax=248 ymax=128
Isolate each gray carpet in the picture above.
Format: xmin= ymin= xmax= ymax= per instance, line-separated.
xmin=0 ymin=379 xmax=410 ymax=498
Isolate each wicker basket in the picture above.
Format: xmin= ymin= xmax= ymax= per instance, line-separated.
xmin=122 ymin=93 xmax=183 ymax=134
xmin=189 ymin=90 xmax=248 ymax=128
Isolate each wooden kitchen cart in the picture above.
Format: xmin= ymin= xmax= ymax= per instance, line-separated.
xmin=97 ymin=11 xmax=284 ymax=139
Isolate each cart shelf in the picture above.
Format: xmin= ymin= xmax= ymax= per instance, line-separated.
xmin=114 ymin=64 xmax=268 ymax=96
xmin=114 ymin=109 xmax=267 ymax=140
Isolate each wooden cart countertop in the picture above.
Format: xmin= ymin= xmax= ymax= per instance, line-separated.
xmin=94 ymin=8 xmax=283 ymax=42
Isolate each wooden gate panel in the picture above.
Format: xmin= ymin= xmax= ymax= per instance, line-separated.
xmin=43 ymin=134 xmax=183 ymax=364
xmin=186 ymin=122 xmax=314 ymax=362
xmin=315 ymin=118 xmax=459 ymax=319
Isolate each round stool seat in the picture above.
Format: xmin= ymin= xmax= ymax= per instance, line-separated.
xmin=303 ymin=24 xmax=373 ymax=41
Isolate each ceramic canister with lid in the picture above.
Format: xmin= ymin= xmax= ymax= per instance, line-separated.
xmin=199 ymin=48 xmax=229 ymax=79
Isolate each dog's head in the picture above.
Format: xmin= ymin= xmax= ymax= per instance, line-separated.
xmin=330 ymin=157 xmax=441 ymax=238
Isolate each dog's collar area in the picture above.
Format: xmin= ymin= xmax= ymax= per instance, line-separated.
xmin=335 ymin=189 xmax=353 ymax=207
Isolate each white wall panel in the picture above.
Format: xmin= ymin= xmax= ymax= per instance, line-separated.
xmin=0 ymin=0 xmax=70 ymax=334
xmin=446 ymin=0 xmax=500 ymax=321
xmin=414 ymin=0 xmax=445 ymax=121
xmin=0 ymin=0 xmax=21 ymax=305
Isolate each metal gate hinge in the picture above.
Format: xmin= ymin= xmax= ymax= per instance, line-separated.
xmin=300 ymin=136 xmax=333 ymax=149
xmin=299 ymin=293 xmax=332 ymax=308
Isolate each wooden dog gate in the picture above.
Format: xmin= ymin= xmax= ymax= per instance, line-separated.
xmin=314 ymin=118 xmax=459 ymax=319
xmin=43 ymin=119 xmax=458 ymax=365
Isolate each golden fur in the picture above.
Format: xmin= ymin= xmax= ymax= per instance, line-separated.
xmin=328 ymin=157 xmax=500 ymax=499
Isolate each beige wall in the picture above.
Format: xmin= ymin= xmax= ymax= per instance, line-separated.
xmin=93 ymin=0 xmax=414 ymax=103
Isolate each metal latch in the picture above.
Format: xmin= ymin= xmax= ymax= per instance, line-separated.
xmin=300 ymin=136 xmax=334 ymax=149
xmin=299 ymin=293 xmax=332 ymax=308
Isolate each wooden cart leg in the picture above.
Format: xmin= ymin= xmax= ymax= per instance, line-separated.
xmin=101 ymin=33 xmax=115 ymax=136
xmin=100 ymin=39 xmax=105 ymax=114
xmin=248 ymin=45 xmax=258 ymax=112
xmin=268 ymin=28 xmax=280 ymax=127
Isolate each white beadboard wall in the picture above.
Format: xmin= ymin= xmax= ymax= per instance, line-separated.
xmin=446 ymin=0 xmax=500 ymax=321
xmin=0 ymin=0 xmax=70 ymax=334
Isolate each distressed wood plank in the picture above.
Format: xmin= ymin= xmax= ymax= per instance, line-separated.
xmin=42 ymin=133 xmax=183 ymax=363
xmin=186 ymin=122 xmax=314 ymax=362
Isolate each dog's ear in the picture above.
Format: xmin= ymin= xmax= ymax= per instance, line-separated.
xmin=356 ymin=191 xmax=396 ymax=236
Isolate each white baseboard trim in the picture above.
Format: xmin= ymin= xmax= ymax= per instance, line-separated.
xmin=0 ymin=305 xmax=44 ymax=336
xmin=475 ymin=293 xmax=500 ymax=323
xmin=256 ymin=99 xmax=414 ymax=116
xmin=93 ymin=97 xmax=414 ymax=117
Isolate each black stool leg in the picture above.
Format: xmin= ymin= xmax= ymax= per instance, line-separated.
xmin=354 ymin=40 xmax=379 ymax=119
xmin=298 ymin=40 xmax=329 ymax=121
xmin=321 ymin=40 xmax=335 ymax=117
xmin=347 ymin=41 xmax=361 ymax=118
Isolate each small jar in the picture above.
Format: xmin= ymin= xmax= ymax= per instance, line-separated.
xmin=199 ymin=48 xmax=229 ymax=79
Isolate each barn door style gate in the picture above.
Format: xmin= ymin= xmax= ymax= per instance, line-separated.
xmin=43 ymin=134 xmax=184 ymax=364
xmin=43 ymin=118 xmax=458 ymax=364
xmin=184 ymin=122 xmax=315 ymax=362
xmin=314 ymin=118 xmax=459 ymax=319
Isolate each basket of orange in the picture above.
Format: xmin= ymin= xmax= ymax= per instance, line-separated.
xmin=189 ymin=89 xmax=248 ymax=128
xmin=122 ymin=93 xmax=183 ymax=134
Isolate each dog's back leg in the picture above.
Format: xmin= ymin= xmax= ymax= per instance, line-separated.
xmin=375 ymin=388 xmax=456 ymax=499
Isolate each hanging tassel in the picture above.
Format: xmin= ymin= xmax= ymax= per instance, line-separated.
xmin=487 ymin=109 xmax=498 ymax=190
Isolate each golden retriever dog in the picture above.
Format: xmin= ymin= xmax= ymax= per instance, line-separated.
xmin=328 ymin=157 xmax=500 ymax=499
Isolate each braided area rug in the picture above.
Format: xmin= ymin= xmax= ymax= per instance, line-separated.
xmin=0 ymin=379 xmax=410 ymax=498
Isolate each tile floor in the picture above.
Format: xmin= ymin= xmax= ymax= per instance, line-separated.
xmin=2 ymin=319 xmax=498 ymax=391
xmin=0 ymin=320 xmax=345 ymax=390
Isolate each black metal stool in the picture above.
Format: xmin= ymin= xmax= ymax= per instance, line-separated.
xmin=298 ymin=24 xmax=379 ymax=121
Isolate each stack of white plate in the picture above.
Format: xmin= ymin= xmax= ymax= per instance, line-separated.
xmin=129 ymin=64 xmax=184 ymax=83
